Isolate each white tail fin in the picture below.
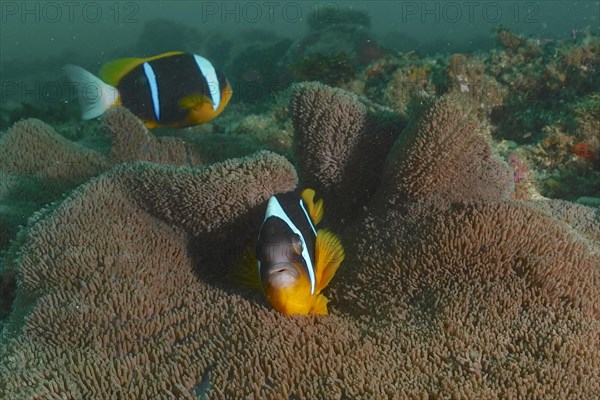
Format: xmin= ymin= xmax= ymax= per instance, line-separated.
xmin=64 ymin=65 xmax=119 ymax=120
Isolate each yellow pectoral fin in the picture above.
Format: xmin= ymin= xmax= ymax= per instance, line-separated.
xmin=301 ymin=188 xmax=324 ymax=226
xmin=312 ymin=293 xmax=330 ymax=315
xmin=180 ymin=94 xmax=213 ymax=110
xmin=185 ymin=82 xmax=233 ymax=125
xmin=100 ymin=51 xmax=186 ymax=85
xmin=144 ymin=120 xmax=159 ymax=129
xmin=231 ymin=244 xmax=262 ymax=291
xmin=314 ymin=229 xmax=345 ymax=293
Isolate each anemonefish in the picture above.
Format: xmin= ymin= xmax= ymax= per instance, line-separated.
xmin=64 ymin=51 xmax=232 ymax=129
xmin=236 ymin=188 xmax=345 ymax=315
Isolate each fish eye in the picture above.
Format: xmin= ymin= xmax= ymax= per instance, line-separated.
xmin=291 ymin=234 xmax=303 ymax=255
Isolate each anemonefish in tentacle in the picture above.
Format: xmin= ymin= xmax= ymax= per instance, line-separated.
xmin=64 ymin=51 xmax=232 ymax=129
xmin=235 ymin=188 xmax=345 ymax=316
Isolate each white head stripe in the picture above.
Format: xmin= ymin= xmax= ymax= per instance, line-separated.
xmin=264 ymin=196 xmax=316 ymax=295
xmin=299 ymin=199 xmax=317 ymax=236
xmin=143 ymin=62 xmax=160 ymax=121
xmin=193 ymin=54 xmax=220 ymax=111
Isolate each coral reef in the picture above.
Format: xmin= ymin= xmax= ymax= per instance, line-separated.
xmin=2 ymin=83 xmax=598 ymax=398
xmin=445 ymin=53 xmax=507 ymax=118
xmin=363 ymin=52 xmax=437 ymax=117
xmin=489 ymin=29 xmax=600 ymax=144
xmin=290 ymin=52 xmax=357 ymax=86
xmin=3 ymin=21 xmax=594 ymax=205
xmin=278 ymin=8 xmax=383 ymax=87
xmin=306 ymin=7 xmax=371 ymax=31
xmin=358 ymin=28 xmax=599 ymax=203
xmin=226 ymin=92 xmax=295 ymax=153
xmin=506 ymin=153 xmax=538 ymax=200
xmin=227 ymin=37 xmax=293 ymax=101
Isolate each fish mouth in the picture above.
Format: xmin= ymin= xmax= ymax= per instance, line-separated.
xmin=265 ymin=262 xmax=300 ymax=289
xmin=267 ymin=262 xmax=299 ymax=278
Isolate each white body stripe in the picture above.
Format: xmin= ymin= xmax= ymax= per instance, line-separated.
xmin=193 ymin=54 xmax=220 ymax=111
xmin=299 ymin=199 xmax=317 ymax=236
xmin=143 ymin=62 xmax=160 ymax=121
xmin=263 ymin=196 xmax=316 ymax=295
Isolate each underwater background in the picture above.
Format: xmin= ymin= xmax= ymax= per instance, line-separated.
xmin=1 ymin=1 xmax=599 ymax=398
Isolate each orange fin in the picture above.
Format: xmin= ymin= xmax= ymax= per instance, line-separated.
xmin=179 ymin=94 xmax=213 ymax=110
xmin=231 ymin=244 xmax=261 ymax=291
xmin=144 ymin=121 xmax=159 ymax=129
xmin=301 ymin=188 xmax=324 ymax=226
xmin=312 ymin=294 xmax=329 ymax=315
xmin=99 ymin=51 xmax=185 ymax=85
xmin=314 ymin=229 xmax=345 ymax=293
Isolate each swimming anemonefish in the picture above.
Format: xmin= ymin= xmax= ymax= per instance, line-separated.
xmin=64 ymin=51 xmax=232 ymax=129
xmin=244 ymin=188 xmax=345 ymax=315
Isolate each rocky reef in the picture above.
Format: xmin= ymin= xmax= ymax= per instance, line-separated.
xmin=0 ymin=79 xmax=598 ymax=398
xmin=2 ymin=16 xmax=597 ymax=204
xmin=360 ymin=28 xmax=600 ymax=203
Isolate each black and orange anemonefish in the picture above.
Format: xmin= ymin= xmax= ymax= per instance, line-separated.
xmin=64 ymin=51 xmax=232 ymax=129
xmin=236 ymin=189 xmax=345 ymax=315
